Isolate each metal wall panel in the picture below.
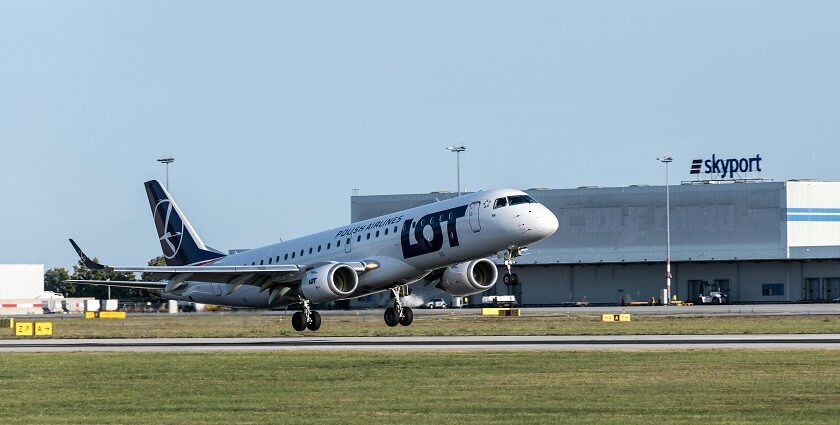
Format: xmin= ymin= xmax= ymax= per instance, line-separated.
xmin=352 ymin=182 xmax=792 ymax=264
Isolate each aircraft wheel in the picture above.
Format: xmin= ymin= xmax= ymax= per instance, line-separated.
xmin=399 ymin=307 xmax=414 ymax=326
xmin=384 ymin=307 xmax=399 ymax=327
xmin=712 ymin=297 xmax=721 ymax=305
xmin=510 ymin=273 xmax=519 ymax=285
xmin=307 ymin=311 xmax=322 ymax=331
xmin=503 ymin=274 xmax=512 ymax=285
xmin=292 ymin=311 xmax=306 ymax=332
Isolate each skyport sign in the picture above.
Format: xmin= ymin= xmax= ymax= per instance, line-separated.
xmin=690 ymin=154 xmax=763 ymax=179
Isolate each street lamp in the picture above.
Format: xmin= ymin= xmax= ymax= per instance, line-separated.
xmin=157 ymin=157 xmax=175 ymax=190
xmin=446 ymin=145 xmax=466 ymax=196
xmin=657 ymin=154 xmax=673 ymax=305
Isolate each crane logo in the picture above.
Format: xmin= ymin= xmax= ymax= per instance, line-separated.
xmin=153 ymin=199 xmax=184 ymax=259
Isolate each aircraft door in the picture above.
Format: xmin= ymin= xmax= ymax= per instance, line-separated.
xmin=468 ymin=201 xmax=481 ymax=232
xmin=344 ymin=237 xmax=351 ymax=253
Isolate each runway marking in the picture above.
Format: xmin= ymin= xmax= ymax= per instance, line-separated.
xmin=3 ymin=335 xmax=840 ymax=352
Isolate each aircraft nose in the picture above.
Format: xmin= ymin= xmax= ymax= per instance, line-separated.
xmin=541 ymin=207 xmax=559 ymax=237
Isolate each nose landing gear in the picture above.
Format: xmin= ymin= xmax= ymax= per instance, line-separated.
xmin=291 ymin=298 xmax=321 ymax=332
xmin=502 ymin=248 xmax=521 ymax=285
xmin=384 ymin=286 xmax=413 ymax=327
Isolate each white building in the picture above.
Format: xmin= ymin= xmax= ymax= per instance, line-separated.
xmin=0 ymin=264 xmax=46 ymax=314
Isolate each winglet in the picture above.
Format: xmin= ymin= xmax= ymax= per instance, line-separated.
xmin=68 ymin=239 xmax=108 ymax=270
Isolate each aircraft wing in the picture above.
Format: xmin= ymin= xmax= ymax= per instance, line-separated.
xmin=63 ymin=280 xmax=168 ymax=290
xmin=68 ymin=239 xmax=371 ymax=293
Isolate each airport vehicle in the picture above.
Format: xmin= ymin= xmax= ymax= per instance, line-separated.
xmin=425 ymin=298 xmax=448 ymax=309
xmin=695 ymin=281 xmax=728 ymax=305
xmin=481 ymin=295 xmax=517 ymax=307
xmin=68 ymin=180 xmax=558 ymax=331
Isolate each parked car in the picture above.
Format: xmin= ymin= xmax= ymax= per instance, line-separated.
xmin=425 ymin=298 xmax=448 ymax=309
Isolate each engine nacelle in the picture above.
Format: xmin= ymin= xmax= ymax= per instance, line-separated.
xmin=438 ymin=258 xmax=499 ymax=296
xmin=300 ymin=263 xmax=359 ymax=304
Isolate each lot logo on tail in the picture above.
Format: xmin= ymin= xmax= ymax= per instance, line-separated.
xmin=153 ymin=200 xmax=184 ymax=259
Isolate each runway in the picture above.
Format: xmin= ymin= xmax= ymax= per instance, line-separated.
xmin=3 ymin=334 xmax=840 ymax=352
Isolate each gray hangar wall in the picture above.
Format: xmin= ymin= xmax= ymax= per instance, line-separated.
xmin=351 ymin=181 xmax=840 ymax=304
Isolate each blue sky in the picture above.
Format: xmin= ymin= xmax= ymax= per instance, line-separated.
xmin=1 ymin=1 xmax=837 ymax=269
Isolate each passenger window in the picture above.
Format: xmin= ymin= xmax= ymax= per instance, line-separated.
xmin=357 ymin=235 xmax=361 ymax=242
xmin=252 ymin=262 xmax=255 ymax=265
xmin=384 ymin=228 xmax=389 ymax=235
xmin=268 ymin=258 xmax=272 ymax=264
xmin=375 ymin=231 xmax=379 ymax=237
xmin=292 ymin=252 xmax=295 ymax=259
xmin=327 ymin=243 xmax=331 ymax=249
xmin=318 ymin=245 xmax=321 ymax=252
xmin=309 ymin=247 xmax=313 ymax=254
xmin=493 ymin=197 xmax=508 ymax=209
xmin=394 ymin=226 xmax=398 ymax=233
xmin=260 ymin=260 xmax=264 ymax=265
xmin=366 ymin=233 xmax=370 ymax=240
xmin=300 ymin=249 xmax=304 ymax=256
xmin=346 ymin=237 xmax=351 ymax=245
xmin=284 ymin=254 xmax=288 ymax=260
xmin=276 ymin=256 xmax=279 ymax=262
xmin=337 ymin=240 xmax=341 ymax=247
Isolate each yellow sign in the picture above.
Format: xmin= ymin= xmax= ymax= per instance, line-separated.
xmin=34 ymin=322 xmax=53 ymax=336
xmin=84 ymin=311 xmax=97 ymax=319
xmin=14 ymin=322 xmax=33 ymax=336
xmin=482 ymin=308 xmax=521 ymax=317
xmin=99 ymin=311 xmax=126 ymax=319
xmin=602 ymin=314 xmax=631 ymax=322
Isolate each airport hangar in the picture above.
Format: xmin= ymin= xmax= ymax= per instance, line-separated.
xmin=350 ymin=180 xmax=840 ymax=305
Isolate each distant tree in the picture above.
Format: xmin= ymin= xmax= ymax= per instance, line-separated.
xmin=44 ymin=267 xmax=71 ymax=295
xmin=141 ymin=256 xmax=167 ymax=282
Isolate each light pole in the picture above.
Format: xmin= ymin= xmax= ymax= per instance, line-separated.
xmin=157 ymin=157 xmax=175 ymax=190
xmin=446 ymin=145 xmax=466 ymax=196
xmin=657 ymin=155 xmax=673 ymax=305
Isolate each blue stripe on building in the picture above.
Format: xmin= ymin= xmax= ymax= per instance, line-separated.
xmin=787 ymin=215 xmax=840 ymax=222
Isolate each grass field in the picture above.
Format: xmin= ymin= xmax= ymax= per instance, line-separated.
xmin=1 ymin=350 xmax=839 ymax=424
xmin=5 ymin=312 xmax=840 ymax=339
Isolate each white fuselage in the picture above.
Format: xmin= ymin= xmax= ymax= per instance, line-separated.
xmin=164 ymin=189 xmax=558 ymax=307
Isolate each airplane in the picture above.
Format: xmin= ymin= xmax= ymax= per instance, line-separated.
xmin=68 ymin=180 xmax=559 ymax=331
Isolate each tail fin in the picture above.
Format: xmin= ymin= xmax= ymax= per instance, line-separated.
xmin=144 ymin=180 xmax=225 ymax=266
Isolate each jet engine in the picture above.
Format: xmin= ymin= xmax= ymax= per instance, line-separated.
xmin=438 ymin=258 xmax=499 ymax=296
xmin=300 ymin=263 xmax=359 ymax=304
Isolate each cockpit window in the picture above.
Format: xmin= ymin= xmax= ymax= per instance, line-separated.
xmin=508 ymin=195 xmax=534 ymax=206
xmin=493 ymin=197 xmax=508 ymax=209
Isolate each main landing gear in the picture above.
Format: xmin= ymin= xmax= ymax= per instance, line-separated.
xmin=291 ymin=298 xmax=321 ymax=332
xmin=384 ymin=286 xmax=413 ymax=327
xmin=502 ymin=248 xmax=520 ymax=285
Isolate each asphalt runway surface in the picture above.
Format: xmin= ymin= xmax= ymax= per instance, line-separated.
xmin=3 ymin=334 xmax=840 ymax=352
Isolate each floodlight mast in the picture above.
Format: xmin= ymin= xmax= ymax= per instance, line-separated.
xmin=157 ymin=157 xmax=175 ymax=190
xmin=657 ymin=155 xmax=673 ymax=305
xmin=446 ymin=145 xmax=466 ymax=196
